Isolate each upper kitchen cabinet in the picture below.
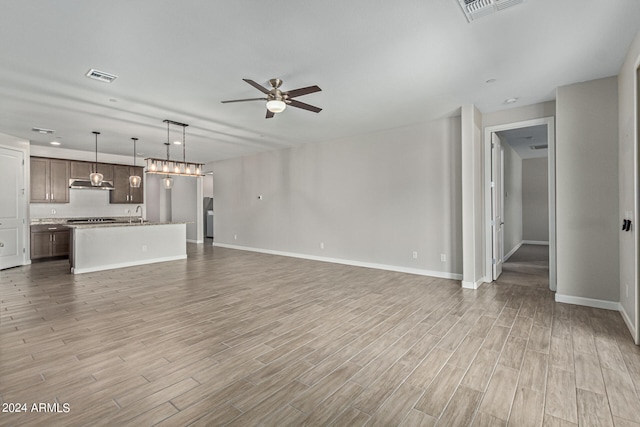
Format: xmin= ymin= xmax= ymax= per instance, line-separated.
xmin=110 ymin=165 xmax=144 ymax=204
xmin=30 ymin=157 xmax=69 ymax=203
xmin=70 ymin=161 xmax=113 ymax=181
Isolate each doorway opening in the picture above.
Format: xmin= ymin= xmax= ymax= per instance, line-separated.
xmin=484 ymin=117 xmax=556 ymax=291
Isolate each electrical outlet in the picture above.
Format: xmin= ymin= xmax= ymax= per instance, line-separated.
xmin=320 ymin=242 xmax=324 ymax=249
xmin=51 ymin=208 xmax=56 ymax=215
xmin=257 ymin=195 xmax=263 ymax=200
xmin=440 ymin=253 xmax=447 ymax=262
xmin=412 ymin=251 xmax=418 ymax=259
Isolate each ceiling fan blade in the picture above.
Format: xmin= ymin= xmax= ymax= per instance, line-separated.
xmin=288 ymin=99 xmax=322 ymax=113
xmin=266 ymin=110 xmax=275 ymax=119
xmin=221 ymin=98 xmax=267 ymax=103
xmin=243 ymin=79 xmax=270 ymax=94
xmin=285 ymin=85 xmax=322 ymax=99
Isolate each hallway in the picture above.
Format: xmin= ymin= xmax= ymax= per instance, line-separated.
xmin=497 ymin=244 xmax=550 ymax=290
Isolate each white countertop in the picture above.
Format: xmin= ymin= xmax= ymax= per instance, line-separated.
xmin=67 ymin=221 xmax=188 ymax=229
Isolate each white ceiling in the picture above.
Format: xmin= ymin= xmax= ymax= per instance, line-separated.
xmin=1 ymin=1 xmax=638 ymax=164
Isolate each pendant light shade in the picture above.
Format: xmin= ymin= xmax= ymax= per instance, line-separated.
xmin=89 ymin=131 xmax=103 ymax=186
xmin=163 ymin=176 xmax=174 ymax=189
xmin=129 ymin=137 xmax=141 ymax=188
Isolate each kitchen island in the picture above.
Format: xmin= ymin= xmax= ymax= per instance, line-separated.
xmin=68 ymin=221 xmax=187 ymax=274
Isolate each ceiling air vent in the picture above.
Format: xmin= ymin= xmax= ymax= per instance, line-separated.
xmin=32 ymin=127 xmax=55 ymax=134
xmin=85 ymin=68 xmax=118 ymax=83
xmin=530 ymin=144 xmax=548 ymax=150
xmin=458 ymin=0 xmax=525 ymax=22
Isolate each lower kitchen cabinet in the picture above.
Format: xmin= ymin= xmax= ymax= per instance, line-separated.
xmin=30 ymin=225 xmax=70 ymax=259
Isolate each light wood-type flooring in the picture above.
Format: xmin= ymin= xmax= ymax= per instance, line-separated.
xmin=1 ymin=243 xmax=640 ymax=426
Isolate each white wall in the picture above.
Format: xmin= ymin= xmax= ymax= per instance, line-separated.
xmin=556 ymin=76 xmax=619 ymax=306
xmin=462 ymin=105 xmax=485 ymax=287
xmin=145 ymin=174 xmax=172 ymax=223
xmin=203 ymin=174 xmax=214 ymax=198
xmin=483 ymin=102 xmax=556 ymax=128
xmin=503 ymin=141 xmax=523 ymax=258
xmin=213 ymin=117 xmax=463 ymax=278
xmin=522 ymin=158 xmax=549 ymax=242
xmin=171 ymin=175 xmax=202 ymax=243
xmin=618 ymin=29 xmax=640 ymax=339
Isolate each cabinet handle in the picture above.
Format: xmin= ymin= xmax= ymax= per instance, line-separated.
xmin=48 ymin=227 xmax=57 ymax=230
xmin=45 ymin=193 xmax=49 ymax=200
xmin=53 ymin=234 xmax=55 ymax=242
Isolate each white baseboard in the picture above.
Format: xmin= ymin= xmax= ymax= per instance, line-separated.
xmin=187 ymin=239 xmax=204 ymax=244
xmin=619 ymin=303 xmax=638 ymax=344
xmin=462 ymin=279 xmax=485 ymax=290
xmin=555 ymin=293 xmax=620 ymax=311
xmin=213 ymin=243 xmax=463 ymax=281
xmin=504 ymin=242 xmax=523 ymax=262
xmin=522 ymin=240 xmax=549 ymax=245
xmin=71 ymin=254 xmax=187 ymax=274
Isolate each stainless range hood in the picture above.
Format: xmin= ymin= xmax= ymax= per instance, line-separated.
xmin=69 ymin=179 xmax=114 ymax=190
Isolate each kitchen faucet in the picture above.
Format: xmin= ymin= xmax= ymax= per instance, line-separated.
xmin=127 ymin=209 xmax=132 ymax=223
xmin=136 ymin=205 xmax=143 ymax=223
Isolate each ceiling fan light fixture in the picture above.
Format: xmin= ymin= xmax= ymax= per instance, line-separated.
xmin=266 ymin=99 xmax=287 ymax=113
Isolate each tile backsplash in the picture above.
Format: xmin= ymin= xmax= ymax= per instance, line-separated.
xmin=30 ymin=189 xmax=145 ymax=219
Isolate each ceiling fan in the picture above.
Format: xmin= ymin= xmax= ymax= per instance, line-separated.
xmin=222 ymin=78 xmax=322 ymax=119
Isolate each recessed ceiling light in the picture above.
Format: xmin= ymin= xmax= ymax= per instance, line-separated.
xmin=173 ymin=141 xmax=182 ymax=145
xmin=85 ymin=68 xmax=118 ymax=83
xmin=50 ymin=141 xmax=61 ymax=146
xmin=32 ymin=127 xmax=55 ymax=134
xmin=504 ymin=98 xmax=518 ymax=104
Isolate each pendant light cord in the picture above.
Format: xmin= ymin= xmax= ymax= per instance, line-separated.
xmin=92 ymin=131 xmax=100 ymax=173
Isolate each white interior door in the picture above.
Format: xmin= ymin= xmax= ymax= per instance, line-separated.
xmin=0 ymin=147 xmax=26 ymax=270
xmin=491 ymin=133 xmax=505 ymax=280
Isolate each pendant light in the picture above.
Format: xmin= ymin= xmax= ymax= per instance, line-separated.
xmin=163 ymin=121 xmax=174 ymax=189
xmin=89 ymin=131 xmax=103 ymax=186
xmin=129 ymin=137 xmax=142 ymax=188
xmin=144 ymin=119 xmax=204 ymax=185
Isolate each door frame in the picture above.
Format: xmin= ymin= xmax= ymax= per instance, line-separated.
xmin=0 ymin=142 xmax=30 ymax=267
xmin=491 ymin=133 xmax=505 ymax=280
xmin=483 ymin=117 xmax=556 ymax=291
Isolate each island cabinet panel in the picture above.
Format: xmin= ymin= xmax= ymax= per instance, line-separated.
xmin=110 ymin=165 xmax=143 ymax=204
xmin=30 ymin=157 xmax=69 ymax=203
xmin=70 ymin=161 xmax=114 ymax=181
xmin=30 ymin=225 xmax=70 ymax=259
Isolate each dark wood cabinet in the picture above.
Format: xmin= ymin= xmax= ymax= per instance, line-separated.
xmin=33 ymin=157 xmax=141 ymax=204
xmin=30 ymin=225 xmax=70 ymax=259
xmin=70 ymin=161 xmax=114 ymax=181
xmin=110 ymin=165 xmax=144 ymax=204
xmin=30 ymin=157 xmax=69 ymax=203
